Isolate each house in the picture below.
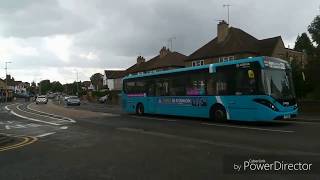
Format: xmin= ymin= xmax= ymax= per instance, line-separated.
xmin=0 ymin=79 xmax=5 ymax=90
xmin=186 ymin=20 xmax=306 ymax=67
xmin=103 ymin=70 xmax=125 ymax=91
xmin=82 ymin=81 xmax=95 ymax=91
xmin=103 ymin=47 xmax=187 ymax=91
xmin=0 ymin=78 xmax=13 ymax=102
xmin=126 ymin=47 xmax=186 ymax=75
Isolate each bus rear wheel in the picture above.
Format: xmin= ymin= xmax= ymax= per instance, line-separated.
xmin=136 ymin=103 xmax=144 ymax=116
xmin=211 ymin=106 xmax=227 ymax=122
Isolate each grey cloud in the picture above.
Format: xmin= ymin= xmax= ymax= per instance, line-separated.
xmin=0 ymin=0 xmax=319 ymax=82
xmin=0 ymin=0 xmax=92 ymax=38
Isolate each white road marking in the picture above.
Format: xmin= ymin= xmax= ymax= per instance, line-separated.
xmin=101 ymin=113 xmax=120 ymax=117
xmin=117 ymin=127 xmax=316 ymax=155
xmin=27 ymin=103 xmax=76 ymax=123
xmin=36 ymin=132 xmax=56 ymax=138
xmin=201 ymin=122 xmax=294 ymax=133
xmin=5 ymin=123 xmax=42 ymax=130
xmin=5 ymin=104 xmax=61 ymax=126
xmin=130 ymin=115 xmax=177 ymax=122
xmin=17 ymin=104 xmax=74 ymax=124
xmin=60 ymin=126 xmax=68 ymax=130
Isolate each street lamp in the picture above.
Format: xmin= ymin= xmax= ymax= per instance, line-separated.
xmin=5 ymin=61 xmax=12 ymax=103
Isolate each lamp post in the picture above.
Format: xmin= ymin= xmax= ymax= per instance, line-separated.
xmin=5 ymin=61 xmax=12 ymax=103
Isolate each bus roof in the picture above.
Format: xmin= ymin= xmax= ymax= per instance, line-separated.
xmin=123 ymin=56 xmax=284 ymax=80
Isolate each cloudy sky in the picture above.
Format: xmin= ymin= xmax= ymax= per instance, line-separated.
xmin=0 ymin=0 xmax=318 ymax=83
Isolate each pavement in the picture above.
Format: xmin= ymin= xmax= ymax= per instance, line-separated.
xmin=0 ymin=100 xmax=320 ymax=179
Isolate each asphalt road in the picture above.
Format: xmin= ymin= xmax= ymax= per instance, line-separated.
xmin=0 ymin=100 xmax=320 ymax=180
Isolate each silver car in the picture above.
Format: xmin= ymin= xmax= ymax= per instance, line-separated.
xmin=65 ymin=96 xmax=80 ymax=106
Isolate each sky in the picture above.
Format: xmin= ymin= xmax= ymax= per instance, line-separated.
xmin=0 ymin=0 xmax=319 ymax=84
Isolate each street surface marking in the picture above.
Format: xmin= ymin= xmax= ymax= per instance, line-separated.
xmin=117 ymin=127 xmax=317 ymax=155
xmin=36 ymin=132 xmax=56 ymax=138
xmin=17 ymin=104 xmax=74 ymax=124
xmin=201 ymin=122 xmax=294 ymax=133
xmin=131 ymin=115 xmax=294 ymax=133
xmin=0 ymin=135 xmax=37 ymax=152
xmin=5 ymin=123 xmax=42 ymax=130
xmin=5 ymin=104 xmax=61 ymax=126
xmin=27 ymin=103 xmax=76 ymax=123
xmin=60 ymin=126 xmax=68 ymax=130
xmin=130 ymin=115 xmax=177 ymax=122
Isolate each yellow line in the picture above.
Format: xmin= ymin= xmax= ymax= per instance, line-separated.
xmin=0 ymin=136 xmax=38 ymax=152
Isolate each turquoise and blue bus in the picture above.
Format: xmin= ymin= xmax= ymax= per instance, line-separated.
xmin=122 ymin=56 xmax=298 ymax=122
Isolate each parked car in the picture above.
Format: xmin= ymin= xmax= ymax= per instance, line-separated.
xmin=65 ymin=96 xmax=80 ymax=106
xmin=36 ymin=95 xmax=48 ymax=104
xmin=98 ymin=95 xmax=109 ymax=103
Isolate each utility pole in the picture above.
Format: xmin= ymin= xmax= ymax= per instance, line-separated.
xmin=5 ymin=61 xmax=12 ymax=103
xmin=76 ymin=71 xmax=79 ymax=96
xmin=223 ymin=4 xmax=231 ymax=24
xmin=168 ymin=37 xmax=176 ymax=51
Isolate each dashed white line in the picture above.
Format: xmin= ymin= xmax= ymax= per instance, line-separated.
xmin=36 ymin=132 xmax=56 ymax=138
xmin=201 ymin=122 xmax=294 ymax=133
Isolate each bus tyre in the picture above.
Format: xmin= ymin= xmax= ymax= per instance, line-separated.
xmin=136 ymin=103 xmax=144 ymax=116
xmin=211 ymin=106 xmax=227 ymax=122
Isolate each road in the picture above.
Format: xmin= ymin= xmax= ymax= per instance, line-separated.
xmin=0 ymin=100 xmax=320 ymax=180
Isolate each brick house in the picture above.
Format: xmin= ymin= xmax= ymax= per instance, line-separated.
xmin=103 ymin=70 xmax=126 ymax=91
xmin=103 ymin=47 xmax=187 ymax=91
xmin=186 ymin=21 xmax=306 ymax=67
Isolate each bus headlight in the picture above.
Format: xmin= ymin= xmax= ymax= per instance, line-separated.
xmin=254 ymin=99 xmax=279 ymax=112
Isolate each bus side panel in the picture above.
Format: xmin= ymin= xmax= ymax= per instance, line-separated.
xmin=222 ymin=96 xmax=258 ymax=121
xmin=154 ymin=96 xmax=211 ymax=118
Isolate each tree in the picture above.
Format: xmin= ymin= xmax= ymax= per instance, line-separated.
xmin=90 ymin=73 xmax=103 ymax=91
xmin=308 ymin=15 xmax=320 ymax=47
xmin=51 ymin=81 xmax=64 ymax=93
xmin=39 ymin=80 xmax=51 ymax=95
xmin=294 ymin=33 xmax=314 ymax=56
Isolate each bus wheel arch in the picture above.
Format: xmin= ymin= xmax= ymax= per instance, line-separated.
xmin=210 ymin=104 xmax=227 ymax=122
xmin=136 ymin=103 xmax=145 ymax=115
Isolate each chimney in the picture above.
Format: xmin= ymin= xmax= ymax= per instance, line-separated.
xmin=136 ymin=56 xmax=145 ymax=64
xmin=217 ymin=20 xmax=229 ymax=43
xmin=159 ymin=46 xmax=170 ymax=58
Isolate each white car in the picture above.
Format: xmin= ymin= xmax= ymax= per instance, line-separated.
xmin=36 ymin=96 xmax=48 ymax=104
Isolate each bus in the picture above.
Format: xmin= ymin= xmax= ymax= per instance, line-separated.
xmin=122 ymin=56 xmax=298 ymax=122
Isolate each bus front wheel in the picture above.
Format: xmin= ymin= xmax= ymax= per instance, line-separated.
xmin=136 ymin=103 xmax=144 ymax=116
xmin=211 ymin=106 xmax=227 ymax=122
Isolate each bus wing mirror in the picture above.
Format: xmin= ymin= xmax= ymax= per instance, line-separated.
xmin=209 ymin=64 xmax=216 ymax=73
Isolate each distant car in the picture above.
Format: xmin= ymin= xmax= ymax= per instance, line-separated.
xmin=98 ymin=95 xmax=109 ymax=103
xmin=36 ymin=96 xmax=48 ymax=104
xmin=65 ymin=96 xmax=80 ymax=106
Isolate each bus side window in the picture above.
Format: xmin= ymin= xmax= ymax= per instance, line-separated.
xmin=146 ymin=81 xmax=155 ymax=96
xmin=169 ymin=75 xmax=186 ymax=96
xmin=186 ymin=73 xmax=207 ymax=96
xmin=155 ymin=80 xmax=169 ymax=96
xmin=216 ymin=65 xmax=236 ymax=95
xmin=207 ymin=76 xmax=216 ymax=95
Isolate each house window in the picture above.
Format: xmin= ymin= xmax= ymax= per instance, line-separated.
xmin=219 ymin=56 xmax=235 ymax=62
xmin=192 ymin=60 xmax=204 ymax=67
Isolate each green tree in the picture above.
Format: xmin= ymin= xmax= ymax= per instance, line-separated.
xmin=308 ymin=15 xmax=320 ymax=47
xmin=39 ymin=80 xmax=51 ymax=95
xmin=51 ymin=81 xmax=64 ymax=93
xmin=90 ymin=73 xmax=103 ymax=91
xmin=294 ymin=33 xmax=314 ymax=56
